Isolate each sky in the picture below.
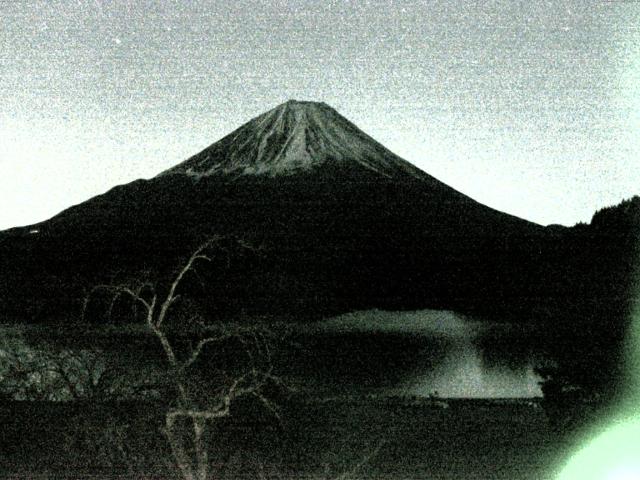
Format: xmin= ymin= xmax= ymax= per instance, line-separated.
xmin=1 ymin=0 xmax=639 ymax=229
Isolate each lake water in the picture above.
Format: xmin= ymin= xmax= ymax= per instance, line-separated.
xmin=0 ymin=309 xmax=545 ymax=399
xmin=294 ymin=309 xmax=543 ymax=398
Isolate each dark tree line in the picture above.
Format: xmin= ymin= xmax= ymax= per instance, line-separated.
xmin=535 ymin=196 xmax=639 ymax=428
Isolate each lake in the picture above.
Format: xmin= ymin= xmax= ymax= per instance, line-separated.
xmin=0 ymin=309 xmax=546 ymax=399
xmin=292 ymin=309 xmax=544 ymax=398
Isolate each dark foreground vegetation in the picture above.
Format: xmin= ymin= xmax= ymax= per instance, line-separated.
xmin=0 ymin=397 xmax=575 ymax=480
xmin=0 ymin=196 xmax=636 ymax=479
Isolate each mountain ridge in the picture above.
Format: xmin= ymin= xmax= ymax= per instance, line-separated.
xmin=0 ymin=100 xmax=539 ymax=237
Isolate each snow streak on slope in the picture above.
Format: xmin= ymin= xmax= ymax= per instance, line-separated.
xmin=160 ymin=100 xmax=429 ymax=180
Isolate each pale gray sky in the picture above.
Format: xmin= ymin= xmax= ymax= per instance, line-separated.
xmin=1 ymin=0 xmax=639 ymax=229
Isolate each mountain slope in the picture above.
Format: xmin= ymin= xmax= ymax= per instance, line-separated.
xmin=1 ymin=101 xmax=554 ymax=323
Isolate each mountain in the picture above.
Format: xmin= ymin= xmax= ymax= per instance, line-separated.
xmin=0 ymin=101 xmax=632 ymax=330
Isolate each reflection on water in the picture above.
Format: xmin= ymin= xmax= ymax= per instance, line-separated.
xmin=402 ymin=336 xmax=541 ymax=398
xmin=295 ymin=309 xmax=543 ymax=398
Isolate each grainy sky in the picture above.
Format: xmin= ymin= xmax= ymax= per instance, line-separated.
xmin=1 ymin=0 xmax=639 ymax=229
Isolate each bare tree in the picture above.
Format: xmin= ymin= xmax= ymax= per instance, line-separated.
xmin=84 ymin=237 xmax=285 ymax=480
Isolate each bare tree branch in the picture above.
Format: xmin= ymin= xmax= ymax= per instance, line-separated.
xmin=155 ymin=238 xmax=223 ymax=329
xmin=183 ymin=333 xmax=231 ymax=369
xmin=78 ymin=236 xmax=283 ymax=480
xmin=83 ymin=284 xmax=155 ymax=323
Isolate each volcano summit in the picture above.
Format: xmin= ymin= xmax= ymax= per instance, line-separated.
xmin=161 ymin=100 xmax=428 ymax=180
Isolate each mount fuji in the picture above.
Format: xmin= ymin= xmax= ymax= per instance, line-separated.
xmin=0 ymin=100 xmax=606 ymax=324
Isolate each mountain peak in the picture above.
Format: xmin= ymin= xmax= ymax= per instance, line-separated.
xmin=160 ymin=100 xmax=428 ymax=180
xmin=282 ymin=98 xmax=328 ymax=107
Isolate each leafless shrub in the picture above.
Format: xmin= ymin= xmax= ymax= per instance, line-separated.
xmin=0 ymin=335 xmax=110 ymax=401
